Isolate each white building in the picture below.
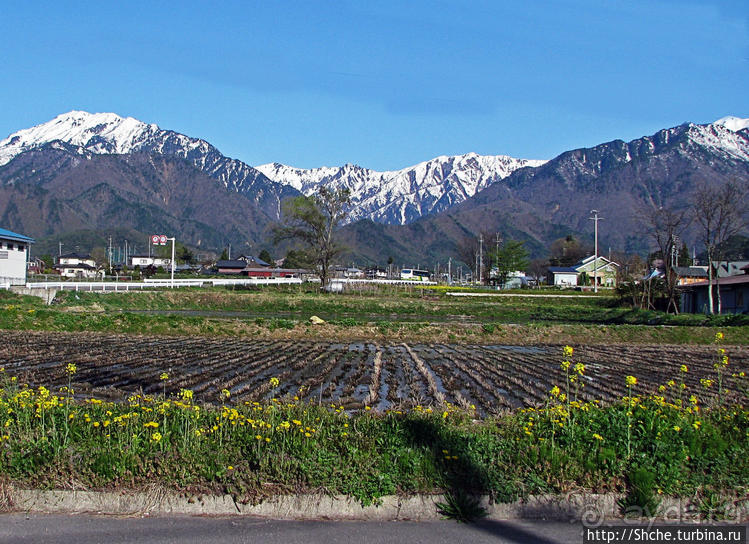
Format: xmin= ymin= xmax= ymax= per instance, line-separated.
xmin=547 ymin=266 xmax=579 ymax=287
xmin=129 ymin=255 xmax=172 ymax=268
xmin=55 ymin=253 xmax=99 ymax=279
xmin=0 ymin=228 xmax=34 ymax=286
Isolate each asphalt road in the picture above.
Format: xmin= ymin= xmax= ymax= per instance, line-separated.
xmin=0 ymin=514 xmax=583 ymax=544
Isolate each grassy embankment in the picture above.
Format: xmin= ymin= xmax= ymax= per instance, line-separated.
xmin=0 ymin=342 xmax=746 ymax=517
xmin=1 ymin=287 xmax=748 ymax=345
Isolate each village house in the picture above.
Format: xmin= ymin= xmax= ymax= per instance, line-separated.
xmin=0 ymin=227 xmax=35 ymax=286
xmin=547 ymin=266 xmax=579 ymax=287
xmin=55 ymin=253 xmax=99 ymax=279
xmin=27 ymin=257 xmax=46 ymax=275
xmin=129 ymin=255 xmax=172 ymax=269
xmin=215 ymin=259 xmax=247 ymax=275
xmin=547 ymin=255 xmax=619 ymax=288
xmin=574 ymin=255 xmax=619 ymax=287
xmin=674 ymin=266 xmax=708 ymax=286
xmin=235 ymin=255 xmax=271 ymax=268
xmin=680 ymin=269 xmax=749 ymax=315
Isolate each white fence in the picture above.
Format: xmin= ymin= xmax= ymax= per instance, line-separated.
xmin=24 ymin=276 xmax=304 ymax=291
xmin=20 ymin=276 xmax=438 ymax=293
xmin=331 ymin=278 xmax=437 ymax=286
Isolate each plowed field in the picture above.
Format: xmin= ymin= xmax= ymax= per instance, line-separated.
xmin=1 ymin=331 xmax=745 ymax=415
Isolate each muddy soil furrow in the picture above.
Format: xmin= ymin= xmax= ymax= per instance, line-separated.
xmin=1 ymin=332 xmax=747 ymax=412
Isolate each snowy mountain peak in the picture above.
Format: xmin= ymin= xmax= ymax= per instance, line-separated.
xmin=257 ymin=152 xmax=547 ymax=224
xmin=0 ymin=110 xmax=156 ymax=165
xmin=714 ymin=116 xmax=749 ymax=133
xmin=0 ymin=111 xmax=291 ymax=216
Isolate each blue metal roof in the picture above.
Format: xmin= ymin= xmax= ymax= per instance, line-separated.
xmin=0 ymin=227 xmax=34 ymax=243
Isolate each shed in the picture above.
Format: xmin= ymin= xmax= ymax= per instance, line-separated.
xmin=0 ymin=227 xmax=35 ymax=286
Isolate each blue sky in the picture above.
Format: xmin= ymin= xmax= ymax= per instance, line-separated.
xmin=1 ymin=1 xmax=747 ymax=170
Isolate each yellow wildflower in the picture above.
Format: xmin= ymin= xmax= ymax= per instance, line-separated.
xmin=626 ymin=376 xmax=637 ymax=387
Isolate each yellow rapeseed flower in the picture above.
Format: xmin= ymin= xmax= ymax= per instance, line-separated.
xmin=563 ymin=345 xmax=574 ymax=357
xmin=680 ymin=365 xmax=688 ymax=373
xmin=151 ymin=432 xmax=162 ymax=442
xmin=65 ymin=363 xmax=77 ymax=376
xmin=269 ymin=377 xmax=280 ymax=387
xmin=592 ymin=433 xmax=604 ymax=441
xmin=715 ymin=332 xmax=724 ymax=341
xmin=159 ymin=372 xmax=169 ymax=381
xmin=179 ymin=389 xmax=193 ymax=401
xmin=626 ymin=376 xmax=637 ymax=386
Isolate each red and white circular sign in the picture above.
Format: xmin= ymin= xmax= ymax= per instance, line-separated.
xmin=151 ymin=235 xmax=160 ymax=245
xmin=159 ymin=235 xmax=168 ymax=245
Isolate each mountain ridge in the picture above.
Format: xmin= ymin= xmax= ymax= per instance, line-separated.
xmin=1 ymin=111 xmax=748 ymax=264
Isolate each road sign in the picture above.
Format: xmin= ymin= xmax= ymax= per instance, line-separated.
xmin=159 ymin=235 xmax=168 ymax=245
xmin=151 ymin=235 xmax=160 ymax=245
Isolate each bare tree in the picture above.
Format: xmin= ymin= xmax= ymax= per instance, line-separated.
xmin=639 ymin=205 xmax=691 ymax=313
xmin=692 ymin=179 xmax=749 ymax=314
xmin=548 ymin=235 xmax=591 ymax=267
xmin=456 ymin=230 xmax=494 ymax=282
xmin=273 ymin=186 xmax=351 ymax=290
xmin=527 ymin=258 xmax=549 ymax=288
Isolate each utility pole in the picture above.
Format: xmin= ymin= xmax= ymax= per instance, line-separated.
xmin=58 ymin=241 xmax=63 ymax=257
xmin=448 ymin=257 xmax=452 ymax=285
xmin=479 ymin=233 xmax=484 ymax=285
xmin=671 ymin=235 xmax=679 ymax=268
xmin=108 ymin=236 xmax=113 ymax=271
xmin=169 ymin=237 xmax=176 ymax=288
xmin=495 ymin=233 xmax=501 ymax=285
xmin=590 ymin=210 xmax=602 ymax=293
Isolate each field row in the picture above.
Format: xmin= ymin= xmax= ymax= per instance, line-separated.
xmin=0 ymin=331 xmax=745 ymax=414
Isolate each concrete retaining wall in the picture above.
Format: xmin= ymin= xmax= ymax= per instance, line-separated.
xmin=10 ymin=286 xmax=58 ymax=304
xmin=3 ymin=489 xmax=747 ymax=522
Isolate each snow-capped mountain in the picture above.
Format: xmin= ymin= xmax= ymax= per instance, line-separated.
xmin=1 ymin=111 xmax=747 ymax=236
xmin=714 ymin=116 xmax=749 ymax=133
xmin=0 ymin=111 xmax=296 ymax=218
xmin=0 ymin=111 xmax=546 ymax=225
xmin=257 ymin=153 xmax=547 ymax=224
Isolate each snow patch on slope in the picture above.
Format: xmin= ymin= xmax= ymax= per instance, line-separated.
xmin=688 ymin=122 xmax=749 ymax=162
